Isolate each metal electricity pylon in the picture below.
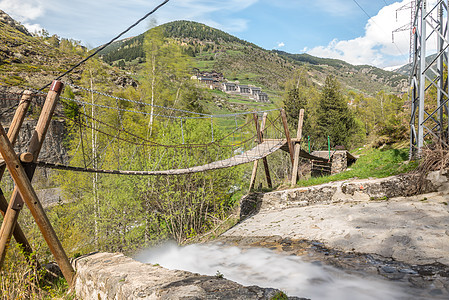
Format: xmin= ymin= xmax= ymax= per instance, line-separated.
xmin=393 ymin=0 xmax=416 ymax=63
xmin=410 ymin=0 xmax=449 ymax=157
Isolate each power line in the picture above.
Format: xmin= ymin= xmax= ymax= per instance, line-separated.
xmin=38 ymin=0 xmax=170 ymax=91
xmin=352 ymin=0 xmax=372 ymax=19
xmin=352 ymin=0 xmax=405 ymax=57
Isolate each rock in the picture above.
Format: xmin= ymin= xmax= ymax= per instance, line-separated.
xmin=113 ymin=76 xmax=138 ymax=88
xmin=72 ymin=252 xmax=303 ymax=299
xmin=44 ymin=262 xmax=63 ymax=281
xmin=0 ymin=10 xmax=31 ymax=36
xmin=254 ymin=175 xmax=438 ymax=211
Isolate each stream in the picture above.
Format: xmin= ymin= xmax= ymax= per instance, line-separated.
xmin=135 ymin=242 xmax=430 ymax=300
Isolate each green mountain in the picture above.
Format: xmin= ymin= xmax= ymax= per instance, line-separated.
xmin=274 ymin=51 xmax=408 ymax=94
xmin=98 ymin=20 xmax=408 ymax=96
xmin=393 ymin=53 xmax=443 ymax=77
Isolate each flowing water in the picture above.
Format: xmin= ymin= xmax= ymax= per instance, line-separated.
xmin=135 ymin=243 xmax=411 ymax=300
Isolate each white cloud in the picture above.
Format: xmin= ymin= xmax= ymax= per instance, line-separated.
xmin=22 ymin=22 xmax=42 ymax=33
xmin=306 ymin=0 xmax=419 ymax=67
xmin=277 ymin=42 xmax=285 ymax=48
xmin=0 ymin=0 xmax=45 ymax=22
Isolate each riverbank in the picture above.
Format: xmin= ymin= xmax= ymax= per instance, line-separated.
xmin=216 ymin=172 xmax=449 ymax=298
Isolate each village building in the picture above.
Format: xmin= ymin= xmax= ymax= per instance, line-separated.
xmin=249 ymin=86 xmax=261 ymax=98
xmin=222 ymin=82 xmax=237 ymax=92
xmin=255 ymin=92 xmax=269 ymax=102
xmin=237 ymin=85 xmax=250 ymax=94
xmin=198 ymin=71 xmax=224 ymax=82
xmin=192 ymin=71 xmax=268 ymax=101
xmin=198 ymin=76 xmax=214 ymax=86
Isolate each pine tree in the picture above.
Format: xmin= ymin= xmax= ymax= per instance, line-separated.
xmin=315 ymin=75 xmax=356 ymax=149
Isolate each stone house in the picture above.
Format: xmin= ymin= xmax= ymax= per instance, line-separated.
xmin=198 ymin=76 xmax=214 ymax=86
xmin=249 ymin=86 xmax=261 ymax=98
xmin=199 ymin=71 xmax=223 ymax=82
xmin=255 ymin=92 xmax=269 ymax=102
xmin=311 ymin=150 xmax=357 ymax=175
xmin=222 ymin=82 xmax=237 ymax=92
xmin=237 ymin=85 xmax=250 ymax=94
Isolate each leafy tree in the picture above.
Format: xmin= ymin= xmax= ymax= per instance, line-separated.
xmin=140 ymin=25 xmax=193 ymax=137
xmin=117 ymin=59 xmax=125 ymax=68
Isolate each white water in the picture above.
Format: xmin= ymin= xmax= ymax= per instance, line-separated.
xmin=135 ymin=243 xmax=407 ymax=300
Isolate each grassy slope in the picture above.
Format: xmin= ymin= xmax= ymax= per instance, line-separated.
xmin=0 ymin=22 xmax=84 ymax=88
xmin=294 ymin=146 xmax=417 ymax=188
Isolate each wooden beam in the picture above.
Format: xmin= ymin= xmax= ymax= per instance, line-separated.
xmin=280 ymin=109 xmax=294 ymax=164
xmin=248 ymin=113 xmax=272 ymax=191
xmin=291 ymin=109 xmax=304 ymax=186
xmin=0 ymin=121 xmax=74 ymax=286
xmin=0 ymin=91 xmax=33 ymax=257
xmin=0 ymin=191 xmax=33 ymax=255
xmin=248 ymin=113 xmax=260 ymax=192
xmin=0 ymin=81 xmax=63 ymax=273
xmin=19 ymin=152 xmax=34 ymax=163
xmin=260 ymin=113 xmax=272 ymax=189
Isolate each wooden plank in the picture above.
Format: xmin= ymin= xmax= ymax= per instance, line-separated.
xmin=38 ymin=139 xmax=287 ymax=176
xmin=291 ymin=109 xmax=304 ymax=186
xmin=249 ymin=113 xmax=261 ymax=192
xmin=248 ymin=160 xmax=258 ymax=191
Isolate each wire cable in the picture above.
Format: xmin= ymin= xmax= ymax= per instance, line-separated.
xmin=38 ymin=0 xmax=170 ymax=91
xmin=352 ymin=0 xmax=405 ymax=57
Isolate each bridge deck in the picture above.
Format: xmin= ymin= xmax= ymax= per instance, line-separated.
xmin=36 ymin=139 xmax=332 ymax=175
xmin=37 ymin=139 xmax=287 ymax=175
xmin=152 ymin=139 xmax=287 ymax=175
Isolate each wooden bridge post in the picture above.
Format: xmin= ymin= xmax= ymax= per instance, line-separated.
xmin=248 ymin=113 xmax=272 ymax=192
xmin=0 ymin=91 xmax=34 ymax=258
xmin=280 ymin=109 xmax=294 ymax=164
xmin=291 ymin=109 xmax=304 ymax=186
xmin=0 ymin=121 xmax=75 ymax=285
xmin=0 ymin=82 xmax=72 ymax=284
xmin=260 ymin=113 xmax=272 ymax=189
xmin=249 ymin=114 xmax=260 ymax=192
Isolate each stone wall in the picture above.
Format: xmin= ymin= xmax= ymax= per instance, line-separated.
xmin=241 ymin=172 xmax=448 ymax=217
xmin=72 ymin=252 xmax=301 ymax=300
xmin=311 ymin=150 xmax=357 ymax=174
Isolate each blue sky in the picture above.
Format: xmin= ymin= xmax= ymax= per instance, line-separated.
xmin=1 ymin=0 xmax=416 ymax=68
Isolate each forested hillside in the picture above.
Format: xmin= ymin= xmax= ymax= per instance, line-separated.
xmin=98 ymin=20 xmax=407 ymax=95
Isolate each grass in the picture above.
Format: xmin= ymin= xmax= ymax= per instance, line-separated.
xmin=0 ymin=244 xmax=74 ymax=300
xmin=294 ymin=146 xmax=418 ymax=188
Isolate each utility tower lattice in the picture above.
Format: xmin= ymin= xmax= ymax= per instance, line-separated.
xmin=392 ymin=0 xmax=416 ymax=62
xmin=410 ymin=0 xmax=449 ymax=157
